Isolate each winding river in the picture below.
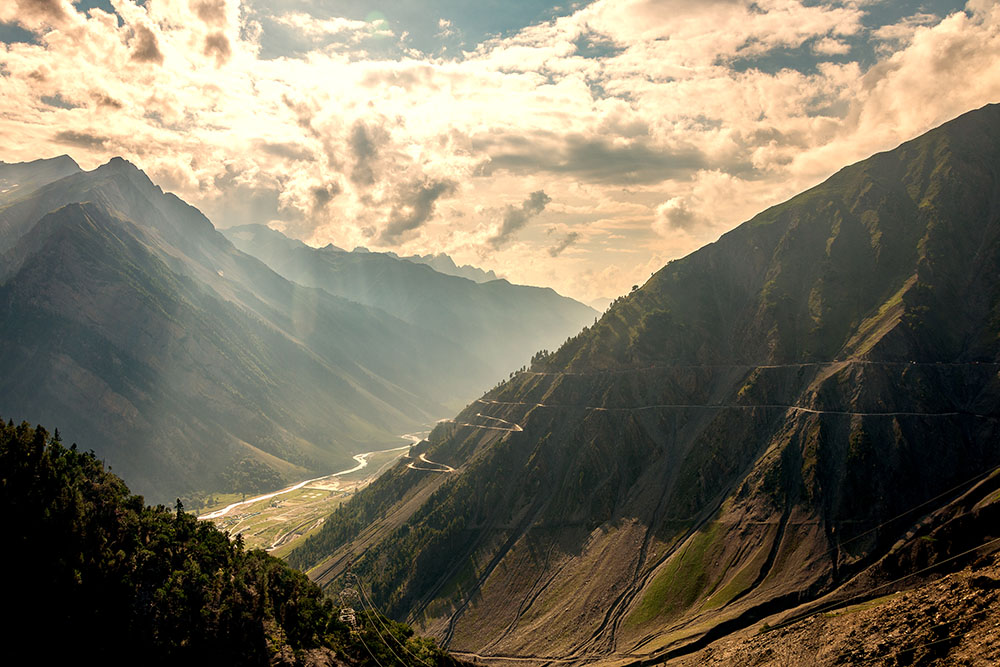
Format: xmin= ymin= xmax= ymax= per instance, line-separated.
xmin=197 ymin=436 xmax=422 ymax=521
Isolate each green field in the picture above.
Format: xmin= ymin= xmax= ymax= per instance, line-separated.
xmin=201 ymin=443 xmax=414 ymax=553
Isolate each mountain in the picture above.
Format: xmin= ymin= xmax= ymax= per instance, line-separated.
xmin=0 ymin=154 xmax=82 ymax=248
xmin=0 ymin=158 xmax=492 ymax=502
xmin=0 ymin=155 xmax=81 ymax=201
xmin=287 ymin=103 xmax=1000 ymax=662
xmin=1 ymin=417 xmax=459 ymax=667
xmin=390 ymin=252 xmax=499 ymax=283
xmin=223 ymin=224 xmax=597 ymax=388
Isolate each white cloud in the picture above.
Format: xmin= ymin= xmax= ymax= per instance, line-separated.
xmin=813 ymin=36 xmax=851 ymax=55
xmin=272 ymin=13 xmax=374 ymax=41
xmin=0 ymin=0 xmax=995 ymax=302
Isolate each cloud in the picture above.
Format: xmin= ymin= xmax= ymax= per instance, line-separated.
xmin=91 ymin=91 xmax=123 ymax=109
xmin=53 ymin=130 xmax=108 ymax=150
xmin=488 ymin=190 xmax=552 ymax=249
xmin=3 ymin=0 xmax=71 ymax=29
xmin=271 ymin=12 xmax=373 ymax=41
xmin=204 ymin=32 xmax=232 ymax=65
xmin=548 ymin=231 xmax=580 ymax=257
xmin=349 ymin=121 xmax=381 ymax=186
xmin=202 ymin=162 xmax=284 ymax=229
xmin=379 ymin=179 xmax=457 ymax=243
xmin=477 ymin=132 xmax=709 ymax=185
xmin=0 ymin=0 xmax=996 ymax=303
xmin=653 ymin=198 xmax=702 ymax=234
xmin=813 ymin=37 xmax=850 ymax=56
xmin=872 ymin=13 xmax=940 ymax=53
xmin=192 ymin=0 xmax=228 ymax=27
xmin=310 ymin=183 xmax=340 ymax=213
xmin=131 ymin=24 xmax=163 ymax=64
xmin=255 ymin=140 xmax=314 ymax=162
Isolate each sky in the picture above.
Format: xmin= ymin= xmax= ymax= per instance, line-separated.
xmin=1 ymin=1 xmax=999 ymax=304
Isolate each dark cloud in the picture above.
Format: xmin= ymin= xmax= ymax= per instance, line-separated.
xmin=131 ymin=25 xmax=163 ymax=64
xmin=379 ymin=179 xmax=457 ymax=243
xmin=488 ymin=190 xmax=551 ymax=249
xmin=475 ymin=131 xmax=708 ymax=185
xmin=18 ymin=0 xmax=68 ymax=26
xmin=656 ymin=199 xmax=701 ymax=231
xmin=53 ymin=130 xmax=108 ymax=150
xmin=548 ymin=231 xmax=579 ymax=257
xmin=40 ymin=93 xmax=78 ymax=109
xmin=349 ymin=121 xmax=380 ymax=186
xmin=282 ymin=94 xmax=317 ymax=131
xmin=192 ymin=0 xmax=227 ymax=27
xmin=204 ymin=31 xmax=231 ymax=65
xmin=310 ymin=183 xmax=341 ymax=213
xmin=92 ymin=91 xmax=123 ymax=109
xmin=254 ymin=140 xmax=313 ymax=161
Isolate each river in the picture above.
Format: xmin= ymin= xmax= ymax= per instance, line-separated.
xmin=197 ymin=434 xmax=425 ymax=521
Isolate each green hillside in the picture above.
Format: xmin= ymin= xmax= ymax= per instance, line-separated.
xmin=1 ymin=416 xmax=460 ymax=667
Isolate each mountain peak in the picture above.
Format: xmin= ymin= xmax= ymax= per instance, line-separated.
xmin=98 ymin=156 xmax=139 ymax=173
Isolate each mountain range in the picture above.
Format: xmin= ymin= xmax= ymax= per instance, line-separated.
xmin=225 ymin=224 xmax=596 ymax=388
xmin=287 ymin=103 xmax=1000 ymax=662
xmin=388 ymin=251 xmax=500 ymax=283
xmin=0 ymin=157 xmax=593 ymax=502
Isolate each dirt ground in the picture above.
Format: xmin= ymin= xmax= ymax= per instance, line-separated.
xmin=672 ymin=552 xmax=1000 ymax=666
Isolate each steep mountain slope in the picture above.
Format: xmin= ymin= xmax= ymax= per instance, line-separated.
xmin=289 ymin=103 xmax=1000 ymax=662
xmin=224 ymin=224 xmax=597 ymax=385
xmin=0 ymin=159 xmax=489 ymax=501
xmin=674 ymin=549 xmax=1000 ymax=666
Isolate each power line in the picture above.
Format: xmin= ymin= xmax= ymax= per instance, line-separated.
xmin=767 ymin=535 xmax=1000 ymax=632
xmin=827 ymin=462 xmax=1000 ymax=555
xmin=351 ymin=574 xmax=411 ymax=667
xmin=356 ymin=622 xmax=389 ymax=667
xmin=356 ymin=577 xmax=437 ymax=667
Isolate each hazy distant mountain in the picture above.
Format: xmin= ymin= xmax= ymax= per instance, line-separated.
xmin=0 ymin=158 xmax=492 ymax=501
xmin=224 ymin=224 xmax=597 ymax=389
xmin=289 ymin=104 xmax=1000 ymax=660
xmin=587 ymin=296 xmax=614 ymax=312
xmin=389 ymin=251 xmax=499 ymax=283
xmin=0 ymin=155 xmax=81 ymax=201
xmin=0 ymin=155 xmax=82 ymax=250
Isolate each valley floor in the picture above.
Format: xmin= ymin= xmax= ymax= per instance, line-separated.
xmin=200 ymin=436 xmax=425 ymax=554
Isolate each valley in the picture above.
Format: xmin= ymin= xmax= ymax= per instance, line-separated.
xmin=200 ymin=430 xmax=462 ymax=554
